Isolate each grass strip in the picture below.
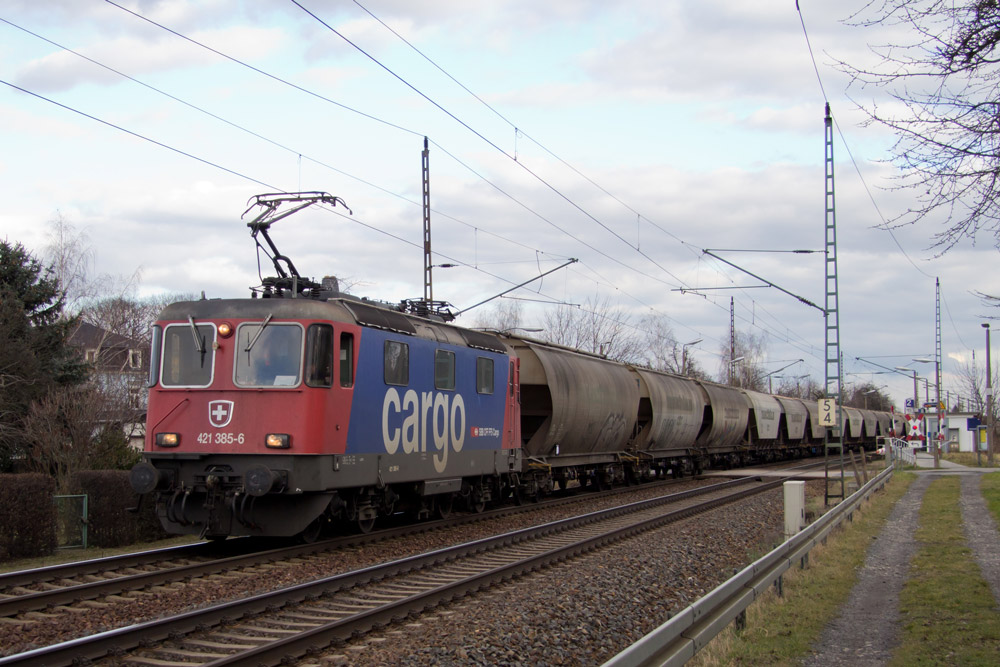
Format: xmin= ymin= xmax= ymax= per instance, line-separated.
xmin=690 ymin=472 xmax=915 ymax=666
xmin=892 ymin=476 xmax=1000 ymax=666
xmin=982 ymin=472 xmax=1000 ymax=526
xmin=941 ymin=452 xmax=995 ymax=468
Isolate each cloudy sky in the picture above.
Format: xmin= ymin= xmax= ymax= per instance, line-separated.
xmin=2 ymin=0 xmax=997 ymax=410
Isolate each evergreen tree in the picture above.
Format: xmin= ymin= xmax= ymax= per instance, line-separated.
xmin=0 ymin=240 xmax=88 ymax=471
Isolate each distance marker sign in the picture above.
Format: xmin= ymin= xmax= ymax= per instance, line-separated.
xmin=819 ymin=398 xmax=837 ymax=427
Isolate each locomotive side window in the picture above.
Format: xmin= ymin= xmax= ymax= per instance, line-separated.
xmin=147 ymin=325 xmax=162 ymax=387
xmin=477 ymin=357 xmax=494 ymax=394
xmin=161 ymin=323 xmax=215 ymax=387
xmin=235 ymin=323 xmax=303 ymax=387
xmin=384 ymin=340 xmax=409 ymax=386
xmin=305 ymin=324 xmax=333 ymax=387
xmin=340 ymin=333 xmax=354 ymax=387
xmin=435 ymin=350 xmax=456 ymax=391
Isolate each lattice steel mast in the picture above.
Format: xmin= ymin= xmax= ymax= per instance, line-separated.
xmin=824 ymin=103 xmax=845 ymax=505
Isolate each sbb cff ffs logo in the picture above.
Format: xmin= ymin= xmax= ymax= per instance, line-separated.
xmin=209 ymin=401 xmax=234 ymax=428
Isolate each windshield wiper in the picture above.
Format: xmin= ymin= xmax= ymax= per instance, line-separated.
xmin=187 ymin=316 xmax=205 ymax=354
xmin=245 ymin=314 xmax=273 ymax=353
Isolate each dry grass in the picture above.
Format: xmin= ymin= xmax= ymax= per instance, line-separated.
xmin=0 ymin=535 xmax=198 ymax=574
xmin=689 ymin=472 xmax=915 ymax=666
xmin=892 ymin=476 xmax=1000 ymax=665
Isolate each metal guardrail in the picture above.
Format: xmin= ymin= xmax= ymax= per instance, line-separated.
xmin=888 ymin=439 xmax=917 ymax=467
xmin=603 ymin=464 xmax=895 ymax=667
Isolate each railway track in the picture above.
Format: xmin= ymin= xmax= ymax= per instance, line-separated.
xmin=0 ymin=458 xmax=829 ymax=624
xmin=0 ymin=476 xmax=702 ymax=620
xmin=0 ymin=476 xmax=785 ymax=666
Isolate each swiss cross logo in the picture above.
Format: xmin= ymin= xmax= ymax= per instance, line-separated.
xmin=208 ymin=400 xmax=234 ymax=428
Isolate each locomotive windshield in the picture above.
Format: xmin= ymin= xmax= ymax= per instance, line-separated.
xmin=160 ymin=323 xmax=216 ymax=387
xmin=235 ymin=322 xmax=303 ymax=387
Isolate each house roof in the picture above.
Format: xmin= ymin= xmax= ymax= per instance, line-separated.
xmin=67 ymin=321 xmax=141 ymax=350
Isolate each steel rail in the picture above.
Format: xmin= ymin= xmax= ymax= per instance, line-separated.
xmin=604 ymin=465 xmax=894 ymax=666
xmin=0 ymin=476 xmax=693 ymax=618
xmin=0 ymin=477 xmax=776 ymax=666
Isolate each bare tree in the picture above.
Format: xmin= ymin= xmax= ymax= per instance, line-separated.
xmin=844 ymin=382 xmax=895 ymax=411
xmin=44 ymin=211 xmax=95 ymax=312
xmin=636 ymin=314 xmax=708 ymax=378
xmin=473 ymin=299 xmax=526 ymax=333
xmin=774 ymin=375 xmax=823 ymax=399
xmin=843 ymin=0 xmax=1000 ymax=251
xmin=542 ymin=296 xmax=643 ymax=362
xmin=20 ymin=385 xmax=139 ymax=493
xmin=718 ymin=330 xmax=769 ymax=390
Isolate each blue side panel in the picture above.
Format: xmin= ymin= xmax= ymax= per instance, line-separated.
xmin=345 ymin=328 xmax=509 ymax=465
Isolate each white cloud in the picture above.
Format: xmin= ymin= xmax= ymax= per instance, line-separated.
xmin=14 ymin=26 xmax=286 ymax=93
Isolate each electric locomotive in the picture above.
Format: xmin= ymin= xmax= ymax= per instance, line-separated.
xmin=130 ymin=193 xmax=521 ymax=538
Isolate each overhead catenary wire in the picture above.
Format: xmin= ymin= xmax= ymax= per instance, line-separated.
xmin=313 ymin=0 xmax=833 ymax=368
xmin=94 ymin=0 xmax=823 ymax=368
xmin=4 ymin=4 xmax=862 ymax=377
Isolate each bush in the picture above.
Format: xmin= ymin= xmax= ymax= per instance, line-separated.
xmin=69 ymin=471 xmax=167 ymax=547
xmin=0 ymin=474 xmax=57 ymax=560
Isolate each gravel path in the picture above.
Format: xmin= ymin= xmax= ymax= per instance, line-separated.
xmin=960 ymin=474 xmax=1000 ymax=606
xmin=803 ymin=460 xmax=1000 ymax=666
xmin=800 ymin=475 xmax=932 ymax=666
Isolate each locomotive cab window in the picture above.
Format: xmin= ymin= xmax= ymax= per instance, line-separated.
xmin=161 ymin=323 xmax=215 ymax=387
xmin=384 ymin=340 xmax=409 ymax=386
xmin=235 ymin=322 xmax=303 ymax=387
xmin=340 ymin=332 xmax=354 ymax=387
xmin=305 ymin=324 xmax=333 ymax=387
xmin=435 ymin=350 xmax=456 ymax=391
xmin=477 ymin=357 xmax=494 ymax=394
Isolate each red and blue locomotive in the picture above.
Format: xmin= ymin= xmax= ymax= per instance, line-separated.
xmin=130 ymin=293 xmax=520 ymax=538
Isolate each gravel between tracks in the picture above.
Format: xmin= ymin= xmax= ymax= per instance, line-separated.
xmin=0 ymin=479 xmax=793 ymax=661
xmin=323 ymin=485 xmax=793 ymax=666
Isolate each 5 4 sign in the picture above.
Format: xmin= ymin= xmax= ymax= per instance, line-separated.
xmin=818 ymin=398 xmax=838 ymax=427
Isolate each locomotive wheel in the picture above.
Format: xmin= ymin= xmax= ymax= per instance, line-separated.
xmin=470 ymin=484 xmax=486 ymax=513
xmin=436 ymin=494 xmax=454 ymax=519
xmin=356 ymin=516 xmax=376 ymax=534
xmin=300 ymin=518 xmax=323 ymax=543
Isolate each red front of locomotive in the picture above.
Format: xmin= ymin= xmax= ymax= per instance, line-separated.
xmin=131 ymin=298 xmax=361 ymax=538
xmin=146 ymin=317 xmax=355 ymax=455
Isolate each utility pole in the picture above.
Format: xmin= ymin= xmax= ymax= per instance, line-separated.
xmin=422 ymin=137 xmax=432 ymax=304
xmin=729 ymin=297 xmax=736 ymax=385
xmin=985 ymin=323 xmax=994 ymax=466
xmin=934 ymin=278 xmax=941 ymax=467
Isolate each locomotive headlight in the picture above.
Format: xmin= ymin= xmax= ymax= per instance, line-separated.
xmin=265 ymin=433 xmax=290 ymax=449
xmin=218 ymin=322 xmax=233 ymax=337
xmin=156 ymin=432 xmax=180 ymax=447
